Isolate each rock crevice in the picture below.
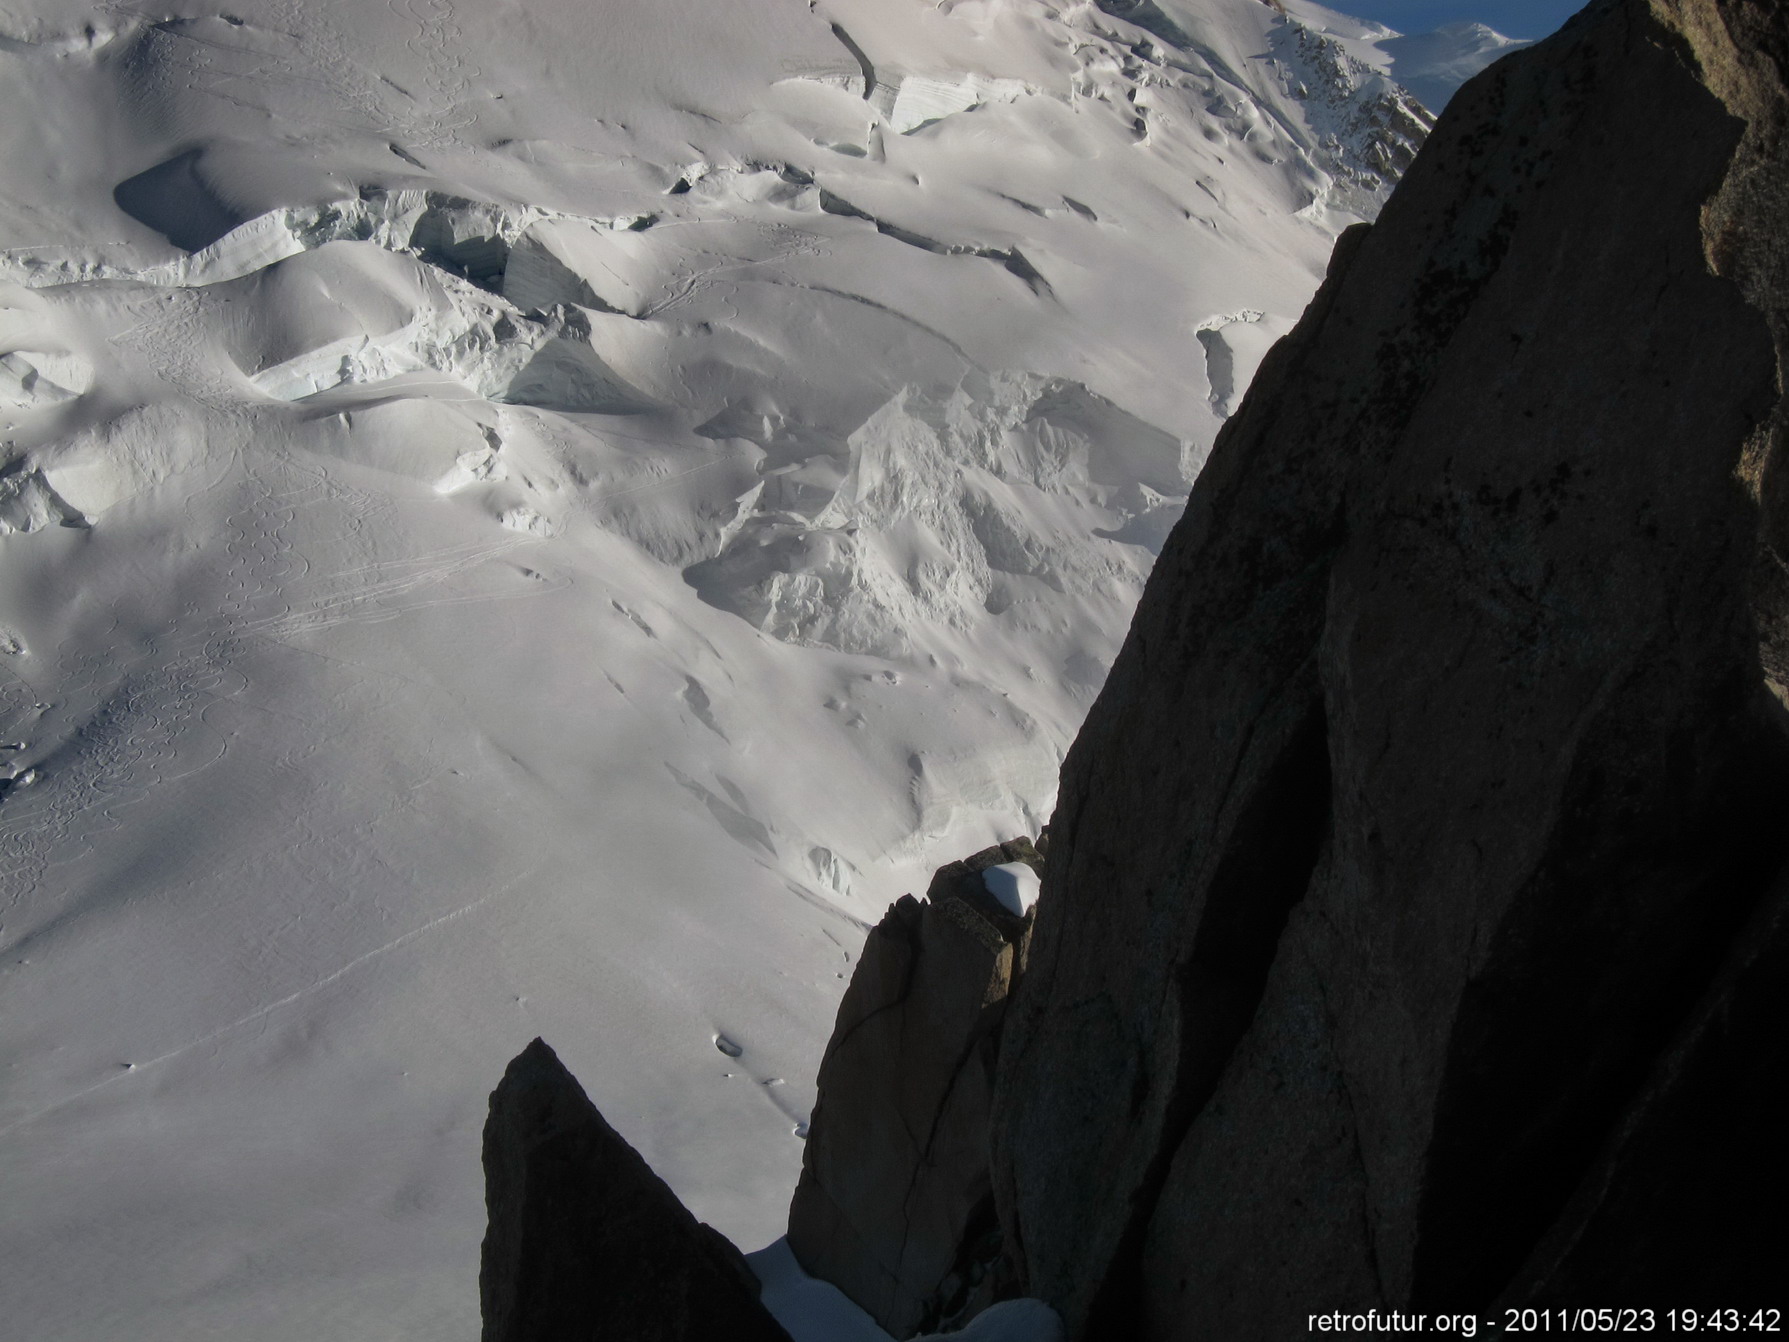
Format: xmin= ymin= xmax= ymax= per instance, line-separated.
xmin=789 ymin=839 xmax=1042 ymax=1339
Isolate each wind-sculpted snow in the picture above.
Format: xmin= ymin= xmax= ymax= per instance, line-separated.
xmin=689 ymin=374 xmax=1187 ymax=660
xmin=0 ymin=350 xmax=90 ymax=411
xmin=0 ymin=464 xmax=83 ymax=533
xmin=0 ymin=0 xmax=1472 ymax=1338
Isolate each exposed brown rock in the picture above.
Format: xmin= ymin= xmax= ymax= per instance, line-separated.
xmin=788 ymin=840 xmax=1040 ymax=1338
xmin=480 ymin=1038 xmax=792 ymax=1342
xmin=986 ymin=1 xmax=1789 ymax=1336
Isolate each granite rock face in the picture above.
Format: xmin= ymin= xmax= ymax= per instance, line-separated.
xmin=986 ymin=0 xmax=1789 ymax=1335
xmin=788 ymin=840 xmax=1041 ymax=1338
xmin=480 ymin=1038 xmax=793 ymax=1342
xmin=1498 ymin=860 xmax=1789 ymax=1304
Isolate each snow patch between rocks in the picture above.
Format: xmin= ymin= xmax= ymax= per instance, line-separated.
xmin=981 ymin=862 xmax=1040 ymax=917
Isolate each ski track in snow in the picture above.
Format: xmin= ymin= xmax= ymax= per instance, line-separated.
xmin=0 ymin=446 xmax=549 ymax=933
xmin=387 ymin=0 xmax=481 ymax=146
xmin=641 ymin=221 xmax=835 ymax=320
xmin=0 ymin=882 xmax=506 ymax=1142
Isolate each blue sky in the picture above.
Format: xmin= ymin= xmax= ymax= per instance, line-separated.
xmin=1334 ymin=0 xmax=1586 ymax=40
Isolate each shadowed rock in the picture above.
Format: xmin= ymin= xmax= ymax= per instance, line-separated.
xmin=1499 ymin=861 xmax=1789 ymax=1303
xmin=480 ymin=1038 xmax=792 ymax=1342
xmin=985 ymin=0 xmax=1789 ymax=1336
xmin=788 ymin=840 xmax=1040 ymax=1338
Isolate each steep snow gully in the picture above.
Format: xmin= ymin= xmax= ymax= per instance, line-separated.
xmin=0 ymin=0 xmax=1516 ymax=1338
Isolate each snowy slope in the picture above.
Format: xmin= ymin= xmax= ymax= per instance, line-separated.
xmin=1373 ymin=20 xmax=1531 ymax=113
xmin=1280 ymin=0 xmax=1531 ymax=113
xmin=1 ymin=2 xmax=1430 ymax=1338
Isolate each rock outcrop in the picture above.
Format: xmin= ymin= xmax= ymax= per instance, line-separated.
xmin=788 ymin=840 xmax=1041 ymax=1338
xmin=983 ymin=0 xmax=1789 ymax=1335
xmin=480 ymin=1038 xmax=793 ymax=1342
